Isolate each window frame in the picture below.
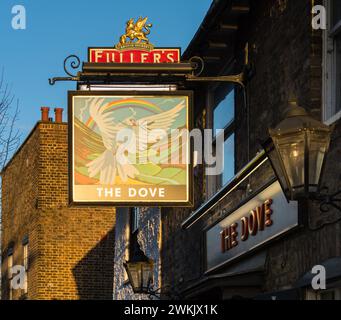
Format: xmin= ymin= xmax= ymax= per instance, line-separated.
xmin=323 ymin=0 xmax=341 ymax=124
xmin=210 ymin=86 xmax=236 ymax=194
xmin=7 ymin=251 xmax=13 ymax=300
xmin=23 ymin=241 xmax=29 ymax=295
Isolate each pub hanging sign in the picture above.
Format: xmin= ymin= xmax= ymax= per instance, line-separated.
xmin=69 ymin=90 xmax=193 ymax=206
xmin=69 ymin=18 xmax=193 ymax=206
xmin=88 ymin=17 xmax=180 ymax=64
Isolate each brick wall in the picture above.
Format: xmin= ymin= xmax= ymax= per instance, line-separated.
xmin=1 ymin=121 xmax=116 ymax=300
xmin=1 ymin=125 xmax=40 ymax=299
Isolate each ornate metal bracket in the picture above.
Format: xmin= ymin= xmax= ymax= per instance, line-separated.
xmin=49 ymin=55 xmax=81 ymax=85
xmin=189 ymin=56 xmax=205 ymax=76
xmin=147 ymin=284 xmax=183 ymax=300
xmin=312 ymin=187 xmax=341 ymax=213
xmin=186 ymin=72 xmax=246 ymax=88
xmin=48 ymin=44 xmax=253 ymax=87
xmin=186 ymin=43 xmax=252 ymax=88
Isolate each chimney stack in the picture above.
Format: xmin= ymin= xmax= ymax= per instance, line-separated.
xmin=54 ymin=108 xmax=64 ymax=123
xmin=41 ymin=107 xmax=50 ymax=122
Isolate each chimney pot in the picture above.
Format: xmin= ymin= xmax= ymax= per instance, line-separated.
xmin=41 ymin=107 xmax=50 ymax=122
xmin=54 ymin=108 xmax=64 ymax=123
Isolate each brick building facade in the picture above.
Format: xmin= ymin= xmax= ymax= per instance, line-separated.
xmin=1 ymin=110 xmax=116 ymax=300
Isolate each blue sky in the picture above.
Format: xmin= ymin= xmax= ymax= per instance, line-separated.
xmin=0 ymin=0 xmax=212 ymax=138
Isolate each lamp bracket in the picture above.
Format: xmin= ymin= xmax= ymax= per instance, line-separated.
xmin=312 ymin=187 xmax=341 ymax=213
xmin=186 ymin=43 xmax=253 ymax=88
xmin=147 ymin=284 xmax=183 ymax=300
xmin=185 ymin=72 xmax=246 ymax=88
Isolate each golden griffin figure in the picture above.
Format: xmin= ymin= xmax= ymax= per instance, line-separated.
xmin=118 ymin=17 xmax=153 ymax=47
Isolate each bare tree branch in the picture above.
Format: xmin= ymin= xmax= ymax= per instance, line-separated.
xmin=0 ymin=70 xmax=21 ymax=171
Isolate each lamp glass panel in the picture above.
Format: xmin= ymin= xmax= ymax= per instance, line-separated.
xmin=308 ymin=131 xmax=330 ymax=192
xmin=127 ymin=263 xmax=142 ymax=292
xmin=136 ymin=265 xmax=142 ymax=291
xmin=264 ymin=139 xmax=290 ymax=198
xmin=141 ymin=263 xmax=153 ymax=289
xmin=274 ymin=133 xmax=306 ymax=196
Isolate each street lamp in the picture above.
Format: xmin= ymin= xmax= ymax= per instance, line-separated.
xmin=123 ymin=232 xmax=181 ymax=299
xmin=124 ymin=236 xmax=154 ymax=294
xmin=262 ymin=102 xmax=336 ymax=207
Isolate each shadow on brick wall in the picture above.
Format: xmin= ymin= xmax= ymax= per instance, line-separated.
xmin=72 ymin=228 xmax=115 ymax=300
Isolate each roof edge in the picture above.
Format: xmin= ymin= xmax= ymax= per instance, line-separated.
xmin=182 ymin=0 xmax=232 ymax=60
xmin=1 ymin=121 xmax=68 ymax=175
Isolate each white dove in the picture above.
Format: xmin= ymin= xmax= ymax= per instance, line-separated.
xmin=86 ymin=98 xmax=186 ymax=185
xmin=86 ymin=98 xmax=139 ymax=185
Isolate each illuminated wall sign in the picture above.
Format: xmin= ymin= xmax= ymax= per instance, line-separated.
xmin=205 ymin=181 xmax=299 ymax=273
xmin=69 ymin=91 xmax=193 ymax=206
xmin=88 ymin=48 xmax=181 ymax=64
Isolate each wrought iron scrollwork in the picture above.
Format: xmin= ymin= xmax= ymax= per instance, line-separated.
xmin=49 ymin=54 xmax=81 ymax=85
xmin=64 ymin=55 xmax=81 ymax=77
xmin=308 ymin=185 xmax=341 ymax=231
xmin=313 ymin=187 xmax=341 ymax=213
xmin=189 ymin=56 xmax=205 ymax=77
xmin=147 ymin=284 xmax=183 ymax=300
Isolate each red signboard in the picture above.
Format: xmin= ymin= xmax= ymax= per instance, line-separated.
xmin=89 ymin=48 xmax=180 ymax=64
